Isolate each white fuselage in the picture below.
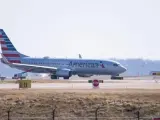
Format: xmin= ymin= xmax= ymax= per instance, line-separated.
xmin=7 ymin=57 xmax=126 ymax=76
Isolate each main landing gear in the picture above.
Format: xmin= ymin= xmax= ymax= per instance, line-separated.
xmin=111 ymin=75 xmax=123 ymax=80
xmin=63 ymin=77 xmax=70 ymax=79
xmin=51 ymin=75 xmax=58 ymax=79
xmin=50 ymin=75 xmax=70 ymax=80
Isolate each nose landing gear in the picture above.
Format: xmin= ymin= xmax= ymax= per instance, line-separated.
xmin=51 ymin=75 xmax=59 ymax=79
xmin=111 ymin=75 xmax=123 ymax=80
xmin=50 ymin=75 xmax=70 ymax=80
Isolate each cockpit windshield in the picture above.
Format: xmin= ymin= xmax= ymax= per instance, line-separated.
xmin=113 ymin=63 xmax=119 ymax=67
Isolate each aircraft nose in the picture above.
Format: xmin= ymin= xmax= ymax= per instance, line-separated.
xmin=119 ymin=65 xmax=127 ymax=73
xmin=121 ymin=66 xmax=127 ymax=73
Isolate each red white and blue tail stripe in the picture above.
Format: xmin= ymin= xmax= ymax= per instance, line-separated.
xmin=0 ymin=29 xmax=28 ymax=63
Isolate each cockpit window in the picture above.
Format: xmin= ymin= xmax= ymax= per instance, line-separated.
xmin=113 ymin=63 xmax=118 ymax=67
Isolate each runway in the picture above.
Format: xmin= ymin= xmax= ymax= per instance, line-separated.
xmin=0 ymin=79 xmax=160 ymax=89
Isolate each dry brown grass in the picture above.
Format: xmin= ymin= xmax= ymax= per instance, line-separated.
xmin=0 ymin=89 xmax=159 ymax=120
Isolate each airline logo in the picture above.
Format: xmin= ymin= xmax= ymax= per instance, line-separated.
xmin=0 ymin=29 xmax=21 ymax=63
xmin=100 ymin=61 xmax=105 ymax=68
xmin=68 ymin=61 xmax=105 ymax=68
xmin=69 ymin=61 xmax=99 ymax=68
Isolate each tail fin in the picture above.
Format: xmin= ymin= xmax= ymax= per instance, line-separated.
xmin=0 ymin=29 xmax=28 ymax=63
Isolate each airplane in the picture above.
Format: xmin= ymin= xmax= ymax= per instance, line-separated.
xmin=0 ymin=29 xmax=127 ymax=80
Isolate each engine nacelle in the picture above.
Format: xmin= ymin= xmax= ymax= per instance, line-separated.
xmin=78 ymin=74 xmax=93 ymax=77
xmin=56 ymin=69 xmax=72 ymax=77
xmin=12 ymin=73 xmax=27 ymax=79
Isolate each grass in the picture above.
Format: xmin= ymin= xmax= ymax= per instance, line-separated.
xmin=0 ymin=89 xmax=159 ymax=120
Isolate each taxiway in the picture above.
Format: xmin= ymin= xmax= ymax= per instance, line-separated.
xmin=0 ymin=79 xmax=159 ymax=89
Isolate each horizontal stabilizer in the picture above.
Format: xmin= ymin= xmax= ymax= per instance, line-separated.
xmin=1 ymin=53 xmax=11 ymax=64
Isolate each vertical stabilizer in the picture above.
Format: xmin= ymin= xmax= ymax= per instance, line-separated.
xmin=0 ymin=29 xmax=28 ymax=63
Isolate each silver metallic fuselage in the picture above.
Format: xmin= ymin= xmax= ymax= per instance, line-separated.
xmin=5 ymin=57 xmax=126 ymax=76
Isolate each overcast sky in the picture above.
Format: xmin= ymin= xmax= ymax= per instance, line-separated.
xmin=0 ymin=0 xmax=160 ymax=60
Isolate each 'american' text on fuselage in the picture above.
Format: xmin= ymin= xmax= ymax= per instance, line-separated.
xmin=69 ymin=61 xmax=99 ymax=68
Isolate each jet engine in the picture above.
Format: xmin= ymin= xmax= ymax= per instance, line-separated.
xmin=56 ymin=69 xmax=72 ymax=77
xmin=78 ymin=74 xmax=93 ymax=77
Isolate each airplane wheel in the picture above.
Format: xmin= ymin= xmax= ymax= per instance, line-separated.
xmin=51 ymin=75 xmax=58 ymax=79
xmin=63 ymin=77 xmax=69 ymax=79
xmin=111 ymin=76 xmax=123 ymax=80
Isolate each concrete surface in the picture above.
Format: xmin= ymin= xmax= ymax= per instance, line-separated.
xmin=0 ymin=79 xmax=159 ymax=89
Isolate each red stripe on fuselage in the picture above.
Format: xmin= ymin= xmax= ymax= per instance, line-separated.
xmin=3 ymin=54 xmax=20 ymax=57
xmin=8 ymin=60 xmax=21 ymax=63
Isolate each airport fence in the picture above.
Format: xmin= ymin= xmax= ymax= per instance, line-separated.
xmin=7 ymin=117 xmax=160 ymax=120
xmin=1 ymin=101 xmax=160 ymax=120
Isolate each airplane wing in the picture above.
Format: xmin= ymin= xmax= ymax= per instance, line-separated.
xmin=1 ymin=53 xmax=57 ymax=73
xmin=10 ymin=63 xmax=57 ymax=73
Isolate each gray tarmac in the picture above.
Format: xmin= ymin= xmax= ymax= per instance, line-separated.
xmin=0 ymin=75 xmax=160 ymax=89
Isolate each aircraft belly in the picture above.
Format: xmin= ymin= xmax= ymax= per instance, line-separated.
xmin=12 ymin=65 xmax=112 ymax=75
xmin=75 ymin=68 xmax=110 ymax=75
